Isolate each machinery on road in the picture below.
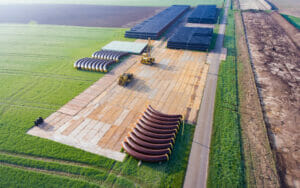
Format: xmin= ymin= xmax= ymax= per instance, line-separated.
xmin=140 ymin=38 xmax=155 ymax=65
xmin=118 ymin=73 xmax=133 ymax=86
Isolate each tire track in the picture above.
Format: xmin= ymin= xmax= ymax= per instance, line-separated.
xmin=0 ymin=150 xmax=142 ymax=187
xmin=0 ymin=69 xmax=98 ymax=82
xmin=0 ymin=162 xmax=102 ymax=187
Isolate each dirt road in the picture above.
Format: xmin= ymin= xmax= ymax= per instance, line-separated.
xmin=183 ymin=0 xmax=230 ymax=187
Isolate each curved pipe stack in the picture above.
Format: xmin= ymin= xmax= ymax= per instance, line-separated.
xmin=122 ymin=105 xmax=183 ymax=162
xmin=74 ymin=50 xmax=129 ymax=73
xmin=92 ymin=50 xmax=129 ymax=62
xmin=73 ymin=58 xmax=114 ymax=72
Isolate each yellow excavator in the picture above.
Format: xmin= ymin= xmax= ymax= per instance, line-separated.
xmin=118 ymin=73 xmax=133 ymax=86
xmin=140 ymin=38 xmax=155 ymax=65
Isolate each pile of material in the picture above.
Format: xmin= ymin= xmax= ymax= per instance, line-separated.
xmin=92 ymin=50 xmax=129 ymax=62
xmin=73 ymin=58 xmax=114 ymax=72
xmin=122 ymin=105 xmax=183 ymax=162
xmin=125 ymin=5 xmax=190 ymax=40
xmin=167 ymin=27 xmax=213 ymax=51
xmin=188 ymin=5 xmax=218 ymax=24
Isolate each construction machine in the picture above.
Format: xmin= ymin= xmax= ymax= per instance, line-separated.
xmin=140 ymin=38 xmax=155 ymax=65
xmin=118 ymin=73 xmax=133 ymax=86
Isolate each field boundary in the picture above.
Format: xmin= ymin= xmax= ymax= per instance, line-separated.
xmin=235 ymin=6 xmax=280 ymax=187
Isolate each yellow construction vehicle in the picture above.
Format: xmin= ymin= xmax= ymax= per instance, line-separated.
xmin=140 ymin=38 xmax=155 ymax=65
xmin=118 ymin=73 xmax=133 ymax=86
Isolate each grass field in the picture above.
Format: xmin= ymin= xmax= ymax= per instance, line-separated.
xmin=281 ymin=14 xmax=300 ymax=29
xmin=0 ymin=165 xmax=99 ymax=188
xmin=207 ymin=8 xmax=245 ymax=187
xmin=0 ymin=24 xmax=195 ymax=187
xmin=0 ymin=0 xmax=225 ymax=7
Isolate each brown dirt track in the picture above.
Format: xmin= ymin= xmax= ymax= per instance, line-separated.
xmin=243 ymin=11 xmax=300 ymax=187
xmin=0 ymin=4 xmax=164 ymax=27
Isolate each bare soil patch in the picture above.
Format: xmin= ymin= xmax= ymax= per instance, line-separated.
xmin=0 ymin=4 xmax=164 ymax=28
xmin=243 ymin=11 xmax=300 ymax=187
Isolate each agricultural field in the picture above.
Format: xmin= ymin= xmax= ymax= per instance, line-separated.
xmin=0 ymin=0 xmax=225 ymax=7
xmin=268 ymin=0 xmax=300 ymax=17
xmin=243 ymin=11 xmax=300 ymax=187
xmin=239 ymin=0 xmax=271 ymax=10
xmin=0 ymin=23 xmax=196 ymax=187
xmin=0 ymin=165 xmax=98 ymax=188
xmin=0 ymin=4 xmax=164 ymax=28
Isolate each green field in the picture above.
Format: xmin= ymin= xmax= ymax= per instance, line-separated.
xmin=281 ymin=14 xmax=300 ymax=30
xmin=207 ymin=9 xmax=245 ymax=187
xmin=0 ymin=165 xmax=99 ymax=188
xmin=0 ymin=0 xmax=225 ymax=7
xmin=0 ymin=24 xmax=195 ymax=187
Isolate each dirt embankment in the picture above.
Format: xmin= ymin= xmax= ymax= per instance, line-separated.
xmin=243 ymin=11 xmax=300 ymax=187
xmin=0 ymin=4 xmax=165 ymax=28
xmin=270 ymin=12 xmax=300 ymax=49
xmin=235 ymin=11 xmax=280 ymax=187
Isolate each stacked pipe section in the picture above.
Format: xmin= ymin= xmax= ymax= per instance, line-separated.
xmin=167 ymin=27 xmax=213 ymax=51
xmin=74 ymin=50 xmax=129 ymax=72
xmin=187 ymin=5 xmax=218 ymax=24
xmin=125 ymin=5 xmax=190 ymax=40
xmin=122 ymin=105 xmax=183 ymax=162
xmin=92 ymin=50 xmax=129 ymax=62
xmin=73 ymin=58 xmax=114 ymax=72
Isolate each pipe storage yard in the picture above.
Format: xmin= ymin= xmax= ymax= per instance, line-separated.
xmin=125 ymin=5 xmax=190 ymax=40
xmin=188 ymin=5 xmax=218 ymax=24
xmin=167 ymin=27 xmax=213 ymax=51
xmin=28 ymin=40 xmax=209 ymax=161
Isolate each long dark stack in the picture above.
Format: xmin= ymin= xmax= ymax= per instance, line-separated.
xmin=188 ymin=5 xmax=218 ymax=24
xmin=167 ymin=27 xmax=213 ymax=51
xmin=125 ymin=5 xmax=190 ymax=40
xmin=122 ymin=105 xmax=183 ymax=162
